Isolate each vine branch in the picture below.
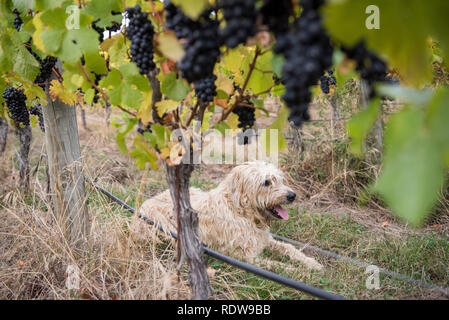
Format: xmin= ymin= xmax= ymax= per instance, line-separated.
xmin=221 ymin=47 xmax=261 ymax=121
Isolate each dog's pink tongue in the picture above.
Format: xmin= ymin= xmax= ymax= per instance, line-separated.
xmin=274 ymin=206 xmax=289 ymax=220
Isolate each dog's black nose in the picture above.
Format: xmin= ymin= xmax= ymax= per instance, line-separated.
xmin=287 ymin=191 xmax=296 ymax=203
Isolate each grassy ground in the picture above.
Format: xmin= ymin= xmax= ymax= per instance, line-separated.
xmin=0 ymin=106 xmax=448 ymax=300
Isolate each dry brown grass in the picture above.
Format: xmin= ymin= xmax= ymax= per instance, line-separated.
xmin=0 ymin=171 xmax=190 ymax=300
xmin=0 ymin=108 xmax=190 ymax=300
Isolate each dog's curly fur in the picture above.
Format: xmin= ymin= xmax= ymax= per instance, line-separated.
xmin=133 ymin=161 xmax=323 ymax=270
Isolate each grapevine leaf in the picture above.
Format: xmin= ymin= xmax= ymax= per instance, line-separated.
xmin=222 ymin=48 xmax=246 ymax=84
xmin=260 ymin=106 xmax=288 ymax=155
xmin=137 ymin=89 xmax=153 ymax=125
xmin=84 ymin=0 xmax=122 ymax=18
xmin=215 ymin=74 xmax=234 ymax=95
xmin=130 ymin=136 xmax=158 ymax=170
xmin=161 ymin=72 xmax=190 ymax=101
xmin=155 ymin=99 xmax=179 ymax=117
xmin=9 ymin=31 xmax=40 ymax=81
xmin=83 ymin=88 xmax=95 ymax=106
xmin=323 ymin=0 xmax=441 ymax=86
xmin=35 ymin=0 xmax=65 ymax=11
xmin=108 ymin=35 xmax=127 ymax=66
xmin=49 ymin=80 xmax=77 ymax=105
xmin=12 ymin=0 xmax=35 ymax=12
xmin=108 ymin=85 xmax=122 ymax=105
xmin=245 ymin=50 xmax=274 ymax=96
xmin=157 ymin=31 xmax=185 ymax=62
xmin=118 ymin=63 xmax=139 ymax=79
xmin=171 ymin=0 xmax=209 ymax=20
xmin=374 ymin=105 xmax=445 ymax=227
xmin=116 ymin=117 xmax=137 ymax=155
xmin=22 ymin=82 xmax=46 ymax=105
xmin=150 ymin=124 xmax=168 ymax=149
xmin=121 ymin=82 xmax=142 ymax=109
xmin=99 ymin=35 xmax=119 ymax=52
xmin=84 ymin=52 xmax=107 ymax=74
xmin=201 ymin=111 xmax=212 ymax=132
xmin=225 ymin=112 xmax=239 ymax=130
xmin=271 ymin=54 xmax=284 ymax=78
xmin=214 ymin=121 xmax=230 ymax=136
xmin=376 ymin=84 xmax=433 ymax=106
xmin=101 ymin=69 xmax=121 ymax=88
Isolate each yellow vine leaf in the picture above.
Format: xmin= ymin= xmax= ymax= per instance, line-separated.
xmin=225 ymin=112 xmax=239 ymax=130
xmin=137 ymin=90 xmax=153 ymax=124
xmin=215 ymin=74 xmax=234 ymax=95
xmin=49 ymin=80 xmax=76 ymax=105
xmin=100 ymin=34 xmax=120 ymax=52
xmin=157 ymin=31 xmax=185 ymax=62
xmin=155 ymin=99 xmax=178 ymax=117
xmin=31 ymin=13 xmax=46 ymax=53
xmin=171 ymin=0 xmax=209 ymax=20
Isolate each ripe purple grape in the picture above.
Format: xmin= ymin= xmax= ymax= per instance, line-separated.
xmin=280 ymin=0 xmax=334 ymax=127
xmin=125 ymin=5 xmax=156 ymax=76
xmin=218 ymin=0 xmax=257 ymax=48
xmin=3 ymin=87 xmax=29 ymax=126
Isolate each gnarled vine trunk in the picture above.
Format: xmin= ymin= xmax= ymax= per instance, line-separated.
xmin=165 ymin=162 xmax=212 ymax=300
xmin=148 ymin=69 xmax=210 ymax=299
xmin=17 ymin=125 xmax=32 ymax=190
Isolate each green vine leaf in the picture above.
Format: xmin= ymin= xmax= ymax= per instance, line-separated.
xmin=323 ymin=0 xmax=449 ymax=86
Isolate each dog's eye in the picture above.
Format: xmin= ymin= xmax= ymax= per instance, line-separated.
xmin=264 ymin=180 xmax=271 ymax=187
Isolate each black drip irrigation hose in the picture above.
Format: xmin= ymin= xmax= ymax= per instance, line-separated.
xmin=90 ymin=181 xmax=347 ymax=300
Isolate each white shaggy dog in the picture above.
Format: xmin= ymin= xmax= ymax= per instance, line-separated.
xmin=135 ymin=161 xmax=323 ymax=270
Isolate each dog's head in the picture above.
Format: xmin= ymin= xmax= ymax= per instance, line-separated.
xmin=225 ymin=161 xmax=296 ymax=222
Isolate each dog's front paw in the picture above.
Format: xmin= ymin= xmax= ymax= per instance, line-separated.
xmin=295 ymin=253 xmax=323 ymax=270
xmin=307 ymin=258 xmax=324 ymax=271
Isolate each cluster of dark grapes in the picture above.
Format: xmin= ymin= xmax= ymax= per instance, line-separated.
xmin=233 ymin=82 xmax=241 ymax=93
xmin=319 ymin=69 xmax=337 ymax=94
xmin=164 ymin=1 xmax=197 ymax=39
xmin=218 ymin=0 xmax=257 ymax=48
xmin=260 ymin=0 xmax=293 ymax=38
xmin=30 ymin=105 xmax=45 ymax=132
xmin=342 ymin=42 xmax=389 ymax=98
xmin=92 ymin=12 xmax=122 ymax=43
xmin=92 ymin=72 xmax=103 ymax=104
xmin=92 ymin=20 xmax=105 ymax=43
xmin=279 ymin=0 xmax=333 ymax=127
xmin=107 ymin=11 xmax=122 ymax=32
xmin=13 ymin=8 xmax=22 ymax=31
xmin=125 ymin=5 xmax=156 ymax=76
xmin=2 ymin=88 xmax=29 ymax=126
xmin=34 ymin=56 xmax=57 ymax=89
xmin=194 ymin=75 xmax=217 ymax=103
xmin=232 ymin=104 xmax=255 ymax=145
xmin=12 ymin=9 xmax=56 ymax=90
xmin=177 ymin=10 xmax=221 ymax=83
xmin=137 ymin=121 xmax=153 ymax=135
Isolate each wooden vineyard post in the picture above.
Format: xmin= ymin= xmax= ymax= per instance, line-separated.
xmin=42 ymin=61 xmax=89 ymax=248
xmin=0 ymin=117 xmax=8 ymax=157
